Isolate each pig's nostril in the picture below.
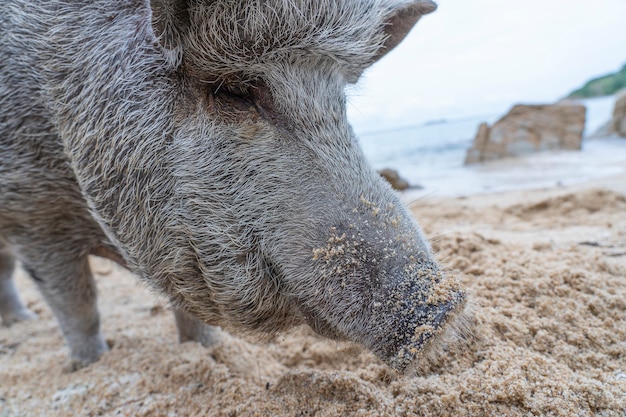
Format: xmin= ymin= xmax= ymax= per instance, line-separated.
xmin=429 ymin=290 xmax=467 ymax=331
xmin=432 ymin=301 xmax=454 ymax=328
xmin=384 ymin=289 xmax=467 ymax=373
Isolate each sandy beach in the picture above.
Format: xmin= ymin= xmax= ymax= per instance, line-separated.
xmin=1 ymin=165 xmax=626 ymax=416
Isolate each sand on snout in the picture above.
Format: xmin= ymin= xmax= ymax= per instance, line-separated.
xmin=1 ymin=175 xmax=625 ymax=416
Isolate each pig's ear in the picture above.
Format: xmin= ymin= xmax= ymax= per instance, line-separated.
xmin=150 ymin=0 xmax=191 ymax=51
xmin=373 ymin=0 xmax=437 ymax=62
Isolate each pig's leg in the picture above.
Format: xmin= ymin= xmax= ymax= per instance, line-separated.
xmin=174 ymin=308 xmax=222 ymax=347
xmin=0 ymin=247 xmax=37 ymax=326
xmin=22 ymin=253 xmax=108 ymax=371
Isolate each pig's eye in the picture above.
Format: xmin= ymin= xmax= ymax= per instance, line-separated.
xmin=206 ymin=83 xmax=261 ymax=116
xmin=223 ymin=85 xmax=248 ymax=97
xmin=210 ymin=84 xmax=255 ymax=107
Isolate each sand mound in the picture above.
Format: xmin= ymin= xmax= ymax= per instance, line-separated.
xmin=1 ymin=186 xmax=625 ymax=416
xmin=505 ymin=188 xmax=626 ymax=221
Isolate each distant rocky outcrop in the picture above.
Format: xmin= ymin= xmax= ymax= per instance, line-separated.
xmin=464 ymin=103 xmax=586 ymax=165
xmin=610 ymin=89 xmax=626 ymax=137
xmin=378 ymin=168 xmax=410 ymax=191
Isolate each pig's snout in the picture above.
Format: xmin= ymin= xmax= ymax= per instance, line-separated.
xmin=308 ymin=216 xmax=469 ymax=374
xmin=377 ymin=278 xmax=468 ymax=373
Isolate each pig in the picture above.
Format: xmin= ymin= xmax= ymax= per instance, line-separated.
xmin=0 ymin=0 xmax=468 ymax=373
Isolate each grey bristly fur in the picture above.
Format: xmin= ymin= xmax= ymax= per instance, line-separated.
xmin=0 ymin=0 xmax=469 ymax=373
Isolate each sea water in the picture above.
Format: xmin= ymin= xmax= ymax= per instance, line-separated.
xmin=354 ymin=95 xmax=625 ymax=197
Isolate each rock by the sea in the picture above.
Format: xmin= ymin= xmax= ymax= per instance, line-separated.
xmin=378 ymin=168 xmax=410 ymax=191
xmin=610 ymin=89 xmax=626 ymax=137
xmin=464 ymin=103 xmax=586 ymax=165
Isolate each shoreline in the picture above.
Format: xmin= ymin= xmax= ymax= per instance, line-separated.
xmin=401 ymin=135 xmax=626 ymax=200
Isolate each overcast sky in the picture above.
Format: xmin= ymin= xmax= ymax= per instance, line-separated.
xmin=348 ymin=0 xmax=626 ymax=133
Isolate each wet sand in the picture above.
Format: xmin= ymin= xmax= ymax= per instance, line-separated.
xmin=1 ymin=175 xmax=625 ymax=416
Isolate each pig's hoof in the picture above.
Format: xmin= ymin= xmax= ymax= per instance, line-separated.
xmin=1 ymin=307 xmax=37 ymax=327
xmin=62 ymin=351 xmax=106 ymax=373
xmin=63 ymin=358 xmax=91 ymax=373
xmin=180 ymin=323 xmax=223 ymax=347
xmin=174 ymin=309 xmax=223 ymax=347
xmin=63 ymin=335 xmax=110 ymax=373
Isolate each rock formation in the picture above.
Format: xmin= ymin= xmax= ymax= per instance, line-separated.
xmin=464 ymin=103 xmax=586 ymax=165
xmin=378 ymin=168 xmax=410 ymax=191
xmin=610 ymin=89 xmax=626 ymax=137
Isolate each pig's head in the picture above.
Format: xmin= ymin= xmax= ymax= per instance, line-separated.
xmin=67 ymin=0 xmax=467 ymax=374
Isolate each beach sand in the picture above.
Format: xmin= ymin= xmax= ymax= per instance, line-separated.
xmin=1 ymin=172 xmax=625 ymax=416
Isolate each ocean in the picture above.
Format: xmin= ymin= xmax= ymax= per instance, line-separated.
xmin=354 ymin=95 xmax=626 ymax=197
